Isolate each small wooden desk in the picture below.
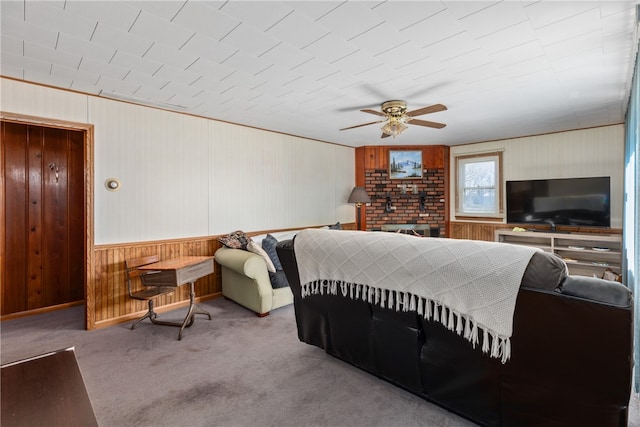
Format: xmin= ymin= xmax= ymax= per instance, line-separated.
xmin=138 ymin=256 xmax=214 ymax=340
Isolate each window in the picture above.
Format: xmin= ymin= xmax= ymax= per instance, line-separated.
xmin=455 ymin=152 xmax=503 ymax=219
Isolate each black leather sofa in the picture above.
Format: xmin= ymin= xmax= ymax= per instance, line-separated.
xmin=276 ymin=238 xmax=633 ymax=426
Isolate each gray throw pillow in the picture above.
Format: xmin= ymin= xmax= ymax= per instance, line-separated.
xmin=520 ymin=251 xmax=568 ymax=290
xmin=261 ymin=234 xmax=283 ymax=271
xmin=269 ymin=270 xmax=289 ymax=289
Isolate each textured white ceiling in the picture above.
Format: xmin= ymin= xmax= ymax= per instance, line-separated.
xmin=1 ymin=1 xmax=638 ymax=146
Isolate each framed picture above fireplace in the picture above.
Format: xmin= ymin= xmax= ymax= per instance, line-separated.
xmin=389 ymin=150 xmax=423 ymax=179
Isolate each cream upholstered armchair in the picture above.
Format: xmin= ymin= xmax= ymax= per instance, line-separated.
xmin=215 ymin=230 xmax=298 ymax=317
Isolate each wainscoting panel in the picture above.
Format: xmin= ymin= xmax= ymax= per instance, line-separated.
xmin=450 ymin=221 xmax=622 ymax=242
xmin=91 ymin=223 xmax=355 ymax=328
xmin=93 ymin=237 xmax=221 ymax=328
xmin=449 ymin=222 xmax=506 ymax=242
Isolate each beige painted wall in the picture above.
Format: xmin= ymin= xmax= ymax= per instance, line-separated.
xmin=449 ymin=125 xmax=625 ymax=228
xmin=1 ymin=78 xmax=355 ymax=244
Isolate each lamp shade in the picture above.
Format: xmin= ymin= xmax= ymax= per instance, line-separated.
xmin=348 ymin=187 xmax=371 ymax=204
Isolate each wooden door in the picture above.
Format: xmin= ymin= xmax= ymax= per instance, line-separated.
xmin=2 ymin=121 xmax=85 ymax=315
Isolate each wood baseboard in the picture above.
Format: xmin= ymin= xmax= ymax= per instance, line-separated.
xmin=1 ymin=300 xmax=84 ymax=321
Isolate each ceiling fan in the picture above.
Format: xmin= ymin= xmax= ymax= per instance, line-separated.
xmin=340 ymin=100 xmax=447 ymax=138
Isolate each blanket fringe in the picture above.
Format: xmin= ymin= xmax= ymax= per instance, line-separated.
xmin=455 ymin=312 xmax=463 ymax=335
xmin=300 ymin=280 xmax=512 ymax=363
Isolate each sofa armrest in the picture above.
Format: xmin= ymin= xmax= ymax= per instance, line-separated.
xmin=214 ymin=246 xmax=270 ymax=283
xmin=276 ymin=239 xmax=300 ymax=291
xmin=558 ymin=276 xmax=632 ymax=307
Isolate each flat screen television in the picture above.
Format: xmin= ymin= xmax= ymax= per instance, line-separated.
xmin=506 ymin=177 xmax=610 ymax=228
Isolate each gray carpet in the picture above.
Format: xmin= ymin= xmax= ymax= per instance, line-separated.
xmin=1 ymin=298 xmax=638 ymax=427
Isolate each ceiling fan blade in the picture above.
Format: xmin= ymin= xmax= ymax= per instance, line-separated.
xmin=406 ymin=104 xmax=447 ymax=117
xmin=381 ymin=133 xmax=391 ymax=138
xmin=409 ymin=118 xmax=447 ymax=129
xmin=361 ymin=109 xmax=386 ymax=117
xmin=405 ymin=81 xmax=454 ymax=100
xmin=358 ymin=82 xmax=392 ymax=100
xmin=336 ymin=103 xmax=380 ymax=112
xmin=340 ymin=120 xmax=385 ymax=131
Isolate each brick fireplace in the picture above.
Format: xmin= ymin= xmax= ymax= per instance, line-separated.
xmin=364 ymin=168 xmax=446 ymax=235
xmin=355 ymin=146 xmax=450 ymax=236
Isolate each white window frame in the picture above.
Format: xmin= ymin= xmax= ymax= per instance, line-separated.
xmin=455 ymin=152 xmax=503 ymax=219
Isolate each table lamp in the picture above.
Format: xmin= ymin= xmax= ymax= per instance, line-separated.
xmin=348 ymin=187 xmax=371 ymax=230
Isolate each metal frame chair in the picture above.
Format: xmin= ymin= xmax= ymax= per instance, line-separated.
xmin=125 ymin=255 xmax=176 ymax=330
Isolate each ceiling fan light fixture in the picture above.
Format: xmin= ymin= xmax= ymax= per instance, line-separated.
xmin=382 ymin=120 xmax=408 ymax=138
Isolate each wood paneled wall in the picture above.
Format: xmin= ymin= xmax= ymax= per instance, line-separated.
xmin=94 ymin=218 xmax=619 ymax=328
xmin=93 ymin=236 xmax=221 ymax=328
xmin=356 ymin=145 xmax=448 ymax=170
xmin=449 ymin=222 xmax=507 ymax=242
xmin=91 ymin=223 xmax=355 ymax=329
xmin=450 ymin=221 xmax=622 ymax=242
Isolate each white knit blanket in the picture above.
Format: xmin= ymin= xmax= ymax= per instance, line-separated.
xmin=294 ymin=229 xmax=541 ymax=363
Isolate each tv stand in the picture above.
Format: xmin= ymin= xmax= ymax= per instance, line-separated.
xmin=495 ymin=229 xmax=622 ymax=278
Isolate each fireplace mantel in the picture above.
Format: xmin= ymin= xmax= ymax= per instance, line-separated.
xmin=381 ymin=224 xmax=430 ymax=233
xmin=380 ymin=223 xmax=440 ymax=237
